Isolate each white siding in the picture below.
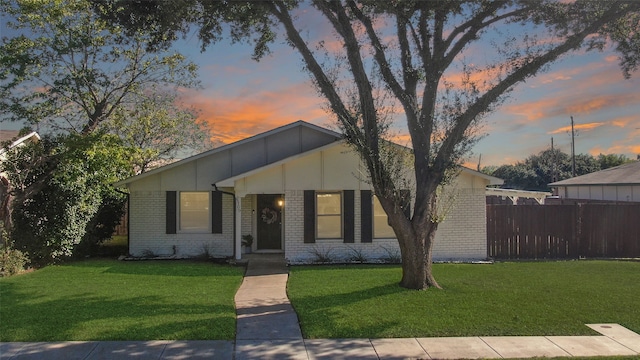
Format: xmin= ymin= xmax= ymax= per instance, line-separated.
xmin=558 ymin=184 xmax=640 ymax=202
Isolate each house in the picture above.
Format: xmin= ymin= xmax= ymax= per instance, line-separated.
xmin=114 ymin=121 xmax=502 ymax=263
xmin=548 ymin=160 xmax=640 ymax=203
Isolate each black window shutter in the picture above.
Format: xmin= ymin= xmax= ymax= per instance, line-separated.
xmin=400 ymin=190 xmax=411 ymax=219
xmin=360 ymin=190 xmax=372 ymax=243
xmin=343 ymin=190 xmax=354 ymax=243
xmin=166 ymin=191 xmax=177 ymax=234
xmin=303 ymin=190 xmax=316 ymax=243
xmin=211 ymin=191 xmax=223 ymax=234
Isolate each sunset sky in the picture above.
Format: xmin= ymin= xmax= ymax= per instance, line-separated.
xmin=2 ymin=5 xmax=639 ymax=167
xmin=174 ymin=23 xmax=640 ymax=167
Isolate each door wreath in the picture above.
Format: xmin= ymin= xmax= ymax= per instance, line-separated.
xmin=261 ymin=207 xmax=278 ymax=224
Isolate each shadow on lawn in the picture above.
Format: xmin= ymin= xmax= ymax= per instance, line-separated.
xmin=0 ymin=281 xmax=236 ymax=342
xmin=291 ymin=282 xmax=407 ymax=338
xmin=65 ymin=259 xmax=242 ymax=277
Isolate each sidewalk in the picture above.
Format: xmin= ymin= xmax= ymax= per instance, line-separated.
xmin=2 ymin=255 xmax=639 ymax=359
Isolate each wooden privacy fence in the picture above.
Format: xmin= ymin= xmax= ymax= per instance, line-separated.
xmin=113 ymin=208 xmax=128 ymax=236
xmin=487 ymin=204 xmax=640 ymax=259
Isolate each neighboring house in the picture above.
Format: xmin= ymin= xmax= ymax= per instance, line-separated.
xmin=114 ymin=121 xmax=502 ymax=263
xmin=0 ymin=130 xmax=41 ymax=165
xmin=548 ymin=160 xmax=640 ymax=203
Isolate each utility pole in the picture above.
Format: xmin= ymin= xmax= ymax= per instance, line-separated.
xmin=570 ymin=116 xmax=576 ymax=177
xmin=551 ymin=137 xmax=557 ymax=183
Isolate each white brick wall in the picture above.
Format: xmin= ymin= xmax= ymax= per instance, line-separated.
xmin=129 ymin=187 xmax=487 ymax=262
xmin=129 ymin=191 xmax=234 ymax=257
xmin=432 ymin=188 xmax=487 ymax=261
xmin=284 ymin=188 xmax=487 ymax=264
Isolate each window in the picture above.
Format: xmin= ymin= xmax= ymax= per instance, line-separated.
xmin=316 ymin=192 xmax=342 ymax=239
xmin=179 ymin=192 xmax=209 ymax=232
xmin=373 ymin=195 xmax=395 ymax=238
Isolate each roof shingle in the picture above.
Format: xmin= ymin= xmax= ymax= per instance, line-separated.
xmin=549 ymin=161 xmax=640 ymax=186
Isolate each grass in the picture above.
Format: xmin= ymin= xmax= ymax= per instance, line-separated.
xmin=103 ymin=235 xmax=128 ymax=247
xmin=287 ymin=260 xmax=640 ymax=339
xmin=0 ymin=259 xmax=244 ymax=341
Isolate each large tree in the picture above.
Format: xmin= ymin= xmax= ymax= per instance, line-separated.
xmin=0 ymin=0 xmax=199 ymax=135
xmin=0 ymin=0 xmax=209 ymax=264
xmin=101 ymin=88 xmax=214 ymax=173
xmin=487 ymin=150 xmax=632 ymax=191
xmin=109 ymin=0 xmax=640 ymax=289
xmin=2 ymin=133 xmax=133 ymax=266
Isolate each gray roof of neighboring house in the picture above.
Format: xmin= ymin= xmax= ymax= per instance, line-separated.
xmin=0 ymin=130 xmax=20 ymax=143
xmin=0 ymin=131 xmax=40 ymax=155
xmin=549 ymin=161 xmax=640 ymax=186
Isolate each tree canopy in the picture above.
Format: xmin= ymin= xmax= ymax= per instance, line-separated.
xmin=106 ymin=0 xmax=639 ymax=289
xmin=487 ymin=150 xmax=632 ymax=191
xmin=0 ymin=0 xmax=199 ymax=135
xmin=0 ymin=0 xmax=213 ymax=267
xmin=2 ymin=132 xmax=133 ymax=266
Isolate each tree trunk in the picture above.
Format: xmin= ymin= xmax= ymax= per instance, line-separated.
xmin=0 ymin=177 xmax=12 ymax=247
xmin=398 ymin=221 xmax=441 ymax=290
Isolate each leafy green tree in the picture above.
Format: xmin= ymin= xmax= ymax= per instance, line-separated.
xmin=4 ymin=133 xmax=133 ymax=266
xmin=0 ymin=0 xmax=198 ymax=134
xmin=597 ymin=153 xmax=631 ymax=169
xmin=101 ymin=88 xmax=214 ymax=173
xmin=0 ymin=0 xmax=212 ymax=264
xmin=488 ymin=150 xmax=628 ymax=191
xmin=108 ymin=0 xmax=640 ymax=289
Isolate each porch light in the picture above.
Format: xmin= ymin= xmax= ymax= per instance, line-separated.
xmin=277 ymin=199 xmax=284 ymax=207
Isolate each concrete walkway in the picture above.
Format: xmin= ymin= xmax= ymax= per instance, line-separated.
xmin=234 ymin=254 xmax=306 ymax=360
xmin=2 ymin=255 xmax=640 ymax=359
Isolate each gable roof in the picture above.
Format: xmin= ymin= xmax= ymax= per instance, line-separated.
xmin=114 ymin=120 xmax=342 ymax=187
xmin=549 ymin=161 xmax=640 ymax=186
xmin=114 ymin=120 xmax=503 ymax=188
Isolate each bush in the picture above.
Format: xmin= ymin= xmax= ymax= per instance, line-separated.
xmin=308 ymin=246 xmax=335 ymax=263
xmin=5 ymin=134 xmax=132 ymax=266
xmin=0 ymin=247 xmax=28 ymax=277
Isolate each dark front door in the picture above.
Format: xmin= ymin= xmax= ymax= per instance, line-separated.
xmin=257 ymin=194 xmax=283 ymax=250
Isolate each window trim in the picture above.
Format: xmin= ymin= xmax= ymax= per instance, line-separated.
xmin=316 ymin=191 xmax=343 ymax=239
xmin=178 ymin=191 xmax=211 ymax=233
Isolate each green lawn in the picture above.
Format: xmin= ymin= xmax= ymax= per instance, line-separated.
xmin=287 ymin=261 xmax=640 ymax=339
xmin=0 ymin=259 xmax=244 ymax=341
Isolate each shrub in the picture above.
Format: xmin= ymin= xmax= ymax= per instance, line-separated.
xmin=308 ymin=246 xmax=334 ymax=263
xmin=6 ymin=134 xmax=131 ymax=266
xmin=379 ymin=245 xmax=401 ymax=264
xmin=1 ymin=247 xmax=28 ymax=277
xmin=197 ymin=243 xmax=212 ymax=260
xmin=346 ymin=246 xmax=368 ymax=263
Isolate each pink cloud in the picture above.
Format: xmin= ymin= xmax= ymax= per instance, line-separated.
xmin=179 ymin=83 xmax=328 ymax=144
xmin=504 ymin=91 xmax=640 ymax=123
xmin=548 ymin=122 xmax=606 ymax=135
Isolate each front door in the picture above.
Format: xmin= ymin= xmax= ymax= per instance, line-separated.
xmin=257 ymin=194 xmax=283 ymax=250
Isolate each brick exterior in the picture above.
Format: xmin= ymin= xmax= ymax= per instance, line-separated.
xmin=282 ymin=188 xmax=488 ymax=264
xmin=121 ymin=123 xmax=496 ymax=261
xmin=129 ymin=187 xmax=488 ymax=262
xmin=128 ymin=191 xmax=234 ymax=257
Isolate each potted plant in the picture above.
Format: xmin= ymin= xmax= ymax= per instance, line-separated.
xmin=241 ymin=234 xmax=253 ymax=254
